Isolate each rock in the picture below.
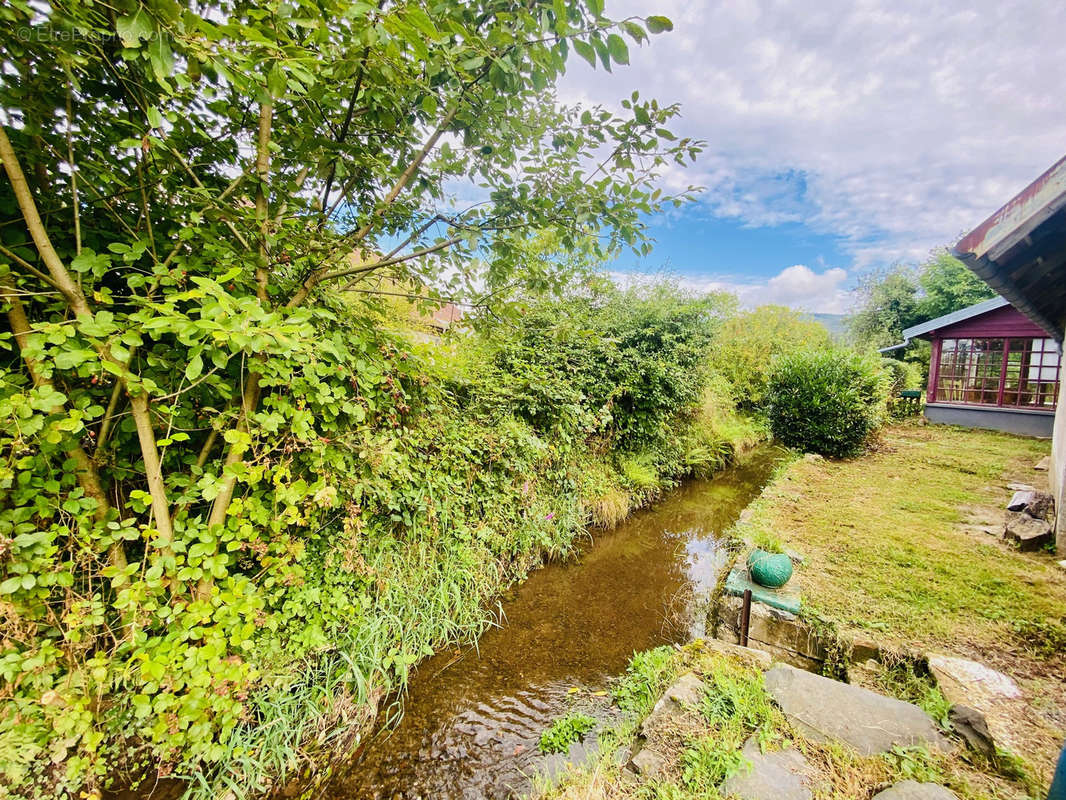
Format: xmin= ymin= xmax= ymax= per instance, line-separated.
xmin=628 ymin=745 xmax=669 ymax=777
xmin=927 ymin=653 xmax=1022 ymax=751
xmin=948 ymin=704 xmax=995 ymax=760
xmin=871 ymin=780 xmax=959 ymax=799
xmin=1003 ymin=511 xmax=1053 ymax=550
xmin=719 ymin=737 xmax=814 ymax=800
xmin=849 ymin=636 xmax=881 ymax=664
xmin=1007 ymin=482 xmax=1036 ymax=492
xmin=763 ymin=664 xmax=950 ymax=755
xmin=802 ymin=453 xmax=824 ymax=463
xmin=1006 ymin=490 xmax=1035 ymax=512
xmin=703 ymin=637 xmax=773 ymax=670
xmin=783 ymin=548 xmax=805 ymax=565
xmin=1035 ymin=456 xmax=1050 ymax=471
xmin=1007 ymin=490 xmax=1054 ymax=519
xmin=1056 ymin=559 xmax=1066 ymax=572
xmin=640 ymin=672 xmax=706 ymax=736
xmin=1025 ymin=491 xmax=1054 ymax=520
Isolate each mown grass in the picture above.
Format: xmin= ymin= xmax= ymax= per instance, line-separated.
xmin=750 ymin=423 xmax=1061 ymax=649
xmin=742 ymin=421 xmax=1065 ymax=787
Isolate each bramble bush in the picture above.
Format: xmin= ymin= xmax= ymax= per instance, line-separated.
xmin=765 ymin=349 xmax=888 ymax=458
xmin=0 ymin=0 xmax=705 ymax=797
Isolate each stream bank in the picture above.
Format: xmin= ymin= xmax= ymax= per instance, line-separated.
xmin=321 ymin=445 xmax=787 ymax=799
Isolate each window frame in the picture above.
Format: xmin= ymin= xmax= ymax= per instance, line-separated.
xmin=932 ymin=336 xmax=1060 ymax=410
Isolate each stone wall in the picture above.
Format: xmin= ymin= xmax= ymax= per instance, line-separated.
xmin=715 ymin=595 xmax=826 ymax=672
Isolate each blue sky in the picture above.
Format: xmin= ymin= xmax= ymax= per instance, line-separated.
xmin=614 ymin=210 xmax=849 ymax=287
xmin=559 ymin=0 xmax=1066 ymax=314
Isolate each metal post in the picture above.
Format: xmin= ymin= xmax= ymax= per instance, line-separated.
xmin=740 ymin=588 xmax=752 ymax=647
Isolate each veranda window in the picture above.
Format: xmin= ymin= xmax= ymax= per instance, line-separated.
xmin=935 ymin=337 xmax=1060 ymax=409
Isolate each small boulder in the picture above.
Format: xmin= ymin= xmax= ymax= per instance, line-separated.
xmin=719 ymin=737 xmax=815 ymax=800
xmin=640 ymin=672 xmax=706 ymax=737
xmin=1035 ymin=456 xmax=1050 ymax=471
xmin=850 ymin=636 xmax=881 ymax=664
xmin=1003 ymin=511 xmax=1053 ymax=550
xmin=947 ymin=704 xmax=995 ymax=760
xmin=628 ymin=745 xmax=669 ymax=777
xmin=927 ymin=653 xmax=1022 ymax=751
xmin=871 ymin=780 xmax=959 ymax=799
xmin=702 ymin=637 xmax=773 ymax=670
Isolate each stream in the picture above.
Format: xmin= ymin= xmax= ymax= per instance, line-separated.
xmin=323 ymin=445 xmax=786 ymax=800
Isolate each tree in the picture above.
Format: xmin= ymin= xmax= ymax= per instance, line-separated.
xmin=708 ymin=305 xmax=832 ymax=408
xmin=0 ymin=1 xmax=697 ymax=795
xmin=847 ymin=266 xmax=920 ymax=351
xmin=916 ymin=250 xmax=996 ymax=320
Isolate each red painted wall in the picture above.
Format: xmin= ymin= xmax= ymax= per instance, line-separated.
xmin=931 ymin=304 xmax=1049 ymax=340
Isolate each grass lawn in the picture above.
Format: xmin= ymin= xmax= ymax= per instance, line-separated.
xmin=744 ymin=421 xmax=1066 ymax=786
xmin=536 ymin=423 xmax=1065 ymax=800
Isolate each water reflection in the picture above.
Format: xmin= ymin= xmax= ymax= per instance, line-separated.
xmin=325 ymin=446 xmax=786 ymax=800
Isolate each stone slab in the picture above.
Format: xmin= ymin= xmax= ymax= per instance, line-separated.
xmin=725 ymin=568 xmax=802 ymax=614
xmin=719 ymin=737 xmax=814 ymax=800
xmin=716 ymin=596 xmax=825 ymax=671
xmin=871 ymin=780 xmax=959 ymax=799
xmin=764 ymin=664 xmax=951 ymax=756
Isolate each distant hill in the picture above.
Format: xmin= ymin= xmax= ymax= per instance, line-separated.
xmin=804 ymin=312 xmax=848 ymax=337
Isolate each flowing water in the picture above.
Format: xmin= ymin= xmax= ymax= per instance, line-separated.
xmin=323 ymin=445 xmax=786 ymax=800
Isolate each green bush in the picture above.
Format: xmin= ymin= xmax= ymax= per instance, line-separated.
xmin=880 ymin=357 xmax=922 ymax=396
xmin=766 ymin=349 xmax=887 ymax=457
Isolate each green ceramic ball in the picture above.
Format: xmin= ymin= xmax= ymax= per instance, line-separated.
xmin=747 ymin=548 xmax=793 ymax=588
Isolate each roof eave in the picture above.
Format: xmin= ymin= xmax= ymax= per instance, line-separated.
xmin=952 ymin=252 xmax=1063 ymax=342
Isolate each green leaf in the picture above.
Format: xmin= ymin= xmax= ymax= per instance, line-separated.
xmin=0 ymin=577 xmax=22 ymax=594
xmin=116 ymin=8 xmax=153 ymax=45
xmin=607 ymin=34 xmax=629 ymax=65
xmin=267 ymin=62 xmax=287 ymax=98
xmin=573 ymin=39 xmax=597 ymax=69
xmin=405 ymin=7 xmax=439 ymax=40
xmin=646 ymin=15 xmax=673 ymax=33
xmin=185 ymin=354 xmax=203 ymax=381
xmin=147 ymin=106 xmax=163 ymax=129
xmin=147 ymin=35 xmax=175 ymax=78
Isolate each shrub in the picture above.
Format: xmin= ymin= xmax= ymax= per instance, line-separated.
xmin=766 ymin=349 xmax=887 ymax=457
xmin=708 ymin=305 xmax=832 ymax=409
xmin=880 ymin=357 xmax=922 ymax=396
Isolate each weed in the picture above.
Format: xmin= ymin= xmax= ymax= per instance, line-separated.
xmin=748 ymin=527 xmax=785 ymax=554
xmin=539 ymin=712 xmax=597 ymax=754
xmin=612 ymin=647 xmax=679 ymax=715
xmin=881 ymin=745 xmax=943 ymax=783
xmin=680 ymin=735 xmax=745 ymax=790
xmin=862 ymin=657 xmax=951 ymax=727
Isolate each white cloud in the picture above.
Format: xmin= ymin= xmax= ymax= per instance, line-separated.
xmin=612 ymin=264 xmax=853 ymax=314
xmin=561 ymin=0 xmax=1066 ymax=269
